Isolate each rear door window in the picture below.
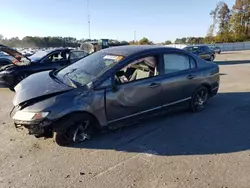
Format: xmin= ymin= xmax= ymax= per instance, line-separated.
xmin=163 ymin=53 xmax=192 ymax=74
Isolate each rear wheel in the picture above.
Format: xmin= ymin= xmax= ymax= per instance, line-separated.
xmin=54 ymin=114 xmax=95 ymax=146
xmin=190 ymin=87 xmax=209 ymax=112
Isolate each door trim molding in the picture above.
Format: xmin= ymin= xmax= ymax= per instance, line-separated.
xmin=107 ymin=97 xmax=191 ymax=124
xmin=162 ymin=97 xmax=191 ymax=107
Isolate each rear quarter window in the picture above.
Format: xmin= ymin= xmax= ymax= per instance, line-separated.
xmin=190 ymin=57 xmax=197 ymax=69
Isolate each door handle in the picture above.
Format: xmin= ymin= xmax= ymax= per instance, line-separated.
xmin=186 ymin=74 xmax=196 ymax=79
xmin=149 ymin=83 xmax=161 ymax=88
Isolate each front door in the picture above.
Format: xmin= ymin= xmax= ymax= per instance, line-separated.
xmin=105 ymin=55 xmax=163 ymax=123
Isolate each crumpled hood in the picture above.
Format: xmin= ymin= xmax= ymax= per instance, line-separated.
xmin=13 ymin=71 xmax=73 ymax=106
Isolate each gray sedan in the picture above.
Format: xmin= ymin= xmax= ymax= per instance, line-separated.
xmin=11 ymin=45 xmax=220 ymax=145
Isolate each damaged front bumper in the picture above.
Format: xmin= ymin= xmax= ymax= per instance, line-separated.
xmin=14 ymin=119 xmax=53 ymax=138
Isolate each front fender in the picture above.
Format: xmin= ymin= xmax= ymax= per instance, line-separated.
xmin=23 ymin=88 xmax=94 ymax=119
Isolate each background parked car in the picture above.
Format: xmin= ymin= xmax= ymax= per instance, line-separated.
xmin=209 ymin=46 xmax=222 ymax=54
xmin=0 ymin=51 xmax=15 ymax=68
xmin=183 ymin=45 xmax=216 ymax=61
xmin=0 ymin=44 xmax=89 ymax=90
xmin=12 ymin=45 xmax=220 ymax=145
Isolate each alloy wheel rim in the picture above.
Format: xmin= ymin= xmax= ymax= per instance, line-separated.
xmin=193 ymin=89 xmax=208 ymax=110
xmin=66 ymin=120 xmax=90 ymax=143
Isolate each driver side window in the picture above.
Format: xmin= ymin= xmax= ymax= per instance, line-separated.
xmin=114 ymin=56 xmax=158 ymax=85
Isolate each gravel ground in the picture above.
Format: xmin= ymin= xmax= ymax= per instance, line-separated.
xmin=0 ymin=51 xmax=250 ymax=188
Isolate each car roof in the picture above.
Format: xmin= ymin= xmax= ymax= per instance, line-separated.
xmin=44 ymin=48 xmax=70 ymax=53
xmin=100 ymin=45 xmax=179 ymax=56
xmin=185 ymin=44 xmax=209 ymax=48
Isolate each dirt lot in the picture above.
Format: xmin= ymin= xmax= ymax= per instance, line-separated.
xmin=1 ymin=51 xmax=250 ymax=188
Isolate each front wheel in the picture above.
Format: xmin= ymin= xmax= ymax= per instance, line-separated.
xmin=54 ymin=114 xmax=95 ymax=146
xmin=189 ymin=87 xmax=209 ymax=112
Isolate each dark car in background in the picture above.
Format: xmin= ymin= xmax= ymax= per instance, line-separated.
xmin=209 ymin=46 xmax=222 ymax=54
xmin=12 ymin=45 xmax=220 ymax=146
xmin=0 ymin=44 xmax=88 ymax=90
xmin=183 ymin=45 xmax=216 ymax=61
xmin=0 ymin=51 xmax=15 ymax=67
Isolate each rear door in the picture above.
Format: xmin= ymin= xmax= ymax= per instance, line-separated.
xmin=159 ymin=52 xmax=199 ymax=108
xmin=105 ymin=54 xmax=163 ymax=123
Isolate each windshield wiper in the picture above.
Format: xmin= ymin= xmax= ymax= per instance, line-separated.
xmin=62 ymin=68 xmax=81 ymax=88
xmin=64 ymin=74 xmax=81 ymax=88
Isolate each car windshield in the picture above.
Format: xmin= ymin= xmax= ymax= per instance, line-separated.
xmin=29 ymin=50 xmax=50 ymax=61
xmin=55 ymin=51 xmax=124 ymax=87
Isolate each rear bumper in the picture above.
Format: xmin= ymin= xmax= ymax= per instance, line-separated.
xmin=211 ymin=79 xmax=220 ymax=97
xmin=211 ymin=86 xmax=219 ymax=96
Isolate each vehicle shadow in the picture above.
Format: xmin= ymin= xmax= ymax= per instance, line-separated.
xmin=69 ymin=92 xmax=250 ymax=156
xmin=215 ymin=60 xmax=250 ymax=65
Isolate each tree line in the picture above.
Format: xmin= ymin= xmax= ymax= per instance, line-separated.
xmin=0 ymin=35 xmax=81 ymax=48
xmin=171 ymin=0 xmax=250 ymax=44
xmin=0 ymin=35 xmax=131 ymax=48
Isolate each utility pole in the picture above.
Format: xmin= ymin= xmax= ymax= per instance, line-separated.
xmin=134 ymin=31 xmax=136 ymax=43
xmin=87 ymin=0 xmax=91 ymax=39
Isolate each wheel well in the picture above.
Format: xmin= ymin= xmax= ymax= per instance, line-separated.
xmin=52 ymin=111 xmax=100 ymax=133
xmin=201 ymin=84 xmax=212 ymax=95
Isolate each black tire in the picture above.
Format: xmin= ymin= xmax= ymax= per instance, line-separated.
xmin=210 ymin=55 xmax=215 ymax=62
xmin=54 ymin=114 xmax=96 ymax=146
xmin=189 ymin=86 xmax=209 ymax=113
xmin=218 ymin=51 xmax=221 ymax=54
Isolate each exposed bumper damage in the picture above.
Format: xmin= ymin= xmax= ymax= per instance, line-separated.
xmin=14 ymin=119 xmax=53 ymax=138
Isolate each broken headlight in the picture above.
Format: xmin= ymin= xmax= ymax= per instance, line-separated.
xmin=13 ymin=111 xmax=49 ymax=121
